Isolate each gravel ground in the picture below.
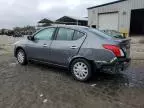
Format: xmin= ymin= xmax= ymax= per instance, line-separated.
xmin=0 ymin=35 xmax=144 ymax=108
xmin=130 ymin=36 xmax=144 ymax=59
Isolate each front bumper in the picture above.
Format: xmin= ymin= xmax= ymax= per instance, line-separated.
xmin=95 ymin=57 xmax=131 ymax=73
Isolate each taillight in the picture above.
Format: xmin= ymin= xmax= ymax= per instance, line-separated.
xmin=103 ymin=44 xmax=124 ymax=57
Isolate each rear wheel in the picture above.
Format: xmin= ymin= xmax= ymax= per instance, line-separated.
xmin=16 ymin=49 xmax=27 ymax=65
xmin=70 ymin=58 xmax=92 ymax=81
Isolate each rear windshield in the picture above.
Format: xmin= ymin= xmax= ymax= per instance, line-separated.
xmin=84 ymin=28 xmax=114 ymax=39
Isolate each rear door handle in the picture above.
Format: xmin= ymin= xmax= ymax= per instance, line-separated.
xmin=43 ymin=44 xmax=48 ymax=47
xmin=70 ymin=46 xmax=78 ymax=49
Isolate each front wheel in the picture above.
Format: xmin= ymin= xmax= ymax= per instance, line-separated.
xmin=16 ymin=49 xmax=27 ymax=65
xmin=70 ymin=59 xmax=92 ymax=82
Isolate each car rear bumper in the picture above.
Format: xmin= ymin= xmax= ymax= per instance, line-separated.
xmin=94 ymin=57 xmax=131 ymax=73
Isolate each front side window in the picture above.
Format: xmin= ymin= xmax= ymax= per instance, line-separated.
xmin=34 ymin=28 xmax=55 ymax=40
xmin=56 ymin=28 xmax=74 ymax=41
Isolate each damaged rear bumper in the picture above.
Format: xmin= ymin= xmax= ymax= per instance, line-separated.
xmin=94 ymin=57 xmax=131 ymax=73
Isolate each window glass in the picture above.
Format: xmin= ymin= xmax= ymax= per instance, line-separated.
xmin=84 ymin=28 xmax=113 ymax=39
xmin=34 ymin=28 xmax=55 ymax=40
xmin=73 ymin=31 xmax=85 ymax=40
xmin=56 ymin=28 xmax=74 ymax=40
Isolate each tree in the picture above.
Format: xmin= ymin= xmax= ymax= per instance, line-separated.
xmin=13 ymin=26 xmax=36 ymax=36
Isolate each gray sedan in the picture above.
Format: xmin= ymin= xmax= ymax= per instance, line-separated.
xmin=14 ymin=25 xmax=131 ymax=81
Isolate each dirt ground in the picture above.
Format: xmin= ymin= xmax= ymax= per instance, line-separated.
xmin=0 ymin=35 xmax=144 ymax=108
xmin=130 ymin=36 xmax=144 ymax=60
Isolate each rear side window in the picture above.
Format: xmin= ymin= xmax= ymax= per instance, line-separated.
xmin=73 ymin=31 xmax=85 ymax=40
xmin=56 ymin=28 xmax=74 ymax=41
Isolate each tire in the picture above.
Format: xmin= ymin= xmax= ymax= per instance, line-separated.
xmin=16 ymin=49 xmax=27 ymax=65
xmin=70 ymin=58 xmax=92 ymax=82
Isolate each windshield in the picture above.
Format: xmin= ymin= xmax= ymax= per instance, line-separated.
xmin=104 ymin=30 xmax=119 ymax=35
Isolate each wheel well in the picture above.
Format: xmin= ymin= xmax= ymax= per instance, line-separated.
xmin=15 ymin=47 xmax=25 ymax=57
xmin=69 ymin=57 xmax=94 ymax=69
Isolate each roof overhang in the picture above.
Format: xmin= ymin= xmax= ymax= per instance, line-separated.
xmin=87 ymin=0 xmax=127 ymax=10
xmin=56 ymin=16 xmax=88 ymax=22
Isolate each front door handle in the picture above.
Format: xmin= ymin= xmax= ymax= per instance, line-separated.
xmin=43 ymin=44 xmax=48 ymax=47
xmin=70 ymin=46 xmax=78 ymax=49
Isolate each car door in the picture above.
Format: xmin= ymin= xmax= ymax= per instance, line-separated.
xmin=49 ymin=27 xmax=86 ymax=66
xmin=26 ymin=27 xmax=56 ymax=61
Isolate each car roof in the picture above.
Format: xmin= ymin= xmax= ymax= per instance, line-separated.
xmin=43 ymin=25 xmax=89 ymax=32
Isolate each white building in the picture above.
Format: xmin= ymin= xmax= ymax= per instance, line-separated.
xmin=88 ymin=0 xmax=144 ymax=36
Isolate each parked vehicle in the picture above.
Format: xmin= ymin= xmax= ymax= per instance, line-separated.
xmin=14 ymin=25 xmax=131 ymax=81
xmin=101 ymin=30 xmax=125 ymax=39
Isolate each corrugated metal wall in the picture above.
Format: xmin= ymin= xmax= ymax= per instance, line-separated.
xmin=88 ymin=0 xmax=144 ymax=36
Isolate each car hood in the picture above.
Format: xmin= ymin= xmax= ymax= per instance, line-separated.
xmin=14 ymin=38 xmax=28 ymax=46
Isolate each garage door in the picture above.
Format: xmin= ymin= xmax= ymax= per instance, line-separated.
xmin=98 ymin=13 xmax=119 ymax=30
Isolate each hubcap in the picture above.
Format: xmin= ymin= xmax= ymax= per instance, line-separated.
xmin=73 ymin=62 xmax=88 ymax=80
xmin=17 ymin=51 xmax=24 ymax=63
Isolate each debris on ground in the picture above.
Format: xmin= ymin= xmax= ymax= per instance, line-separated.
xmin=90 ymin=84 xmax=97 ymax=87
xmin=40 ymin=94 xmax=44 ymax=97
xmin=43 ymin=99 xmax=48 ymax=103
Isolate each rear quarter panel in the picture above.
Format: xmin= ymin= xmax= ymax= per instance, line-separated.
xmin=78 ymin=32 xmax=116 ymax=62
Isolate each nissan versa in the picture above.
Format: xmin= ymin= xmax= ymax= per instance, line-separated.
xmin=14 ymin=25 xmax=131 ymax=81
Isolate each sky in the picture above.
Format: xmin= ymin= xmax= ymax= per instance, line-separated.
xmin=0 ymin=0 xmax=115 ymax=29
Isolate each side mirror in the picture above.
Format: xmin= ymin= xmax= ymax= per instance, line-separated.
xmin=27 ymin=35 xmax=34 ymax=41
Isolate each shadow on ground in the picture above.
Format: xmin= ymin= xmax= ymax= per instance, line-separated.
xmin=28 ymin=61 xmax=131 ymax=88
